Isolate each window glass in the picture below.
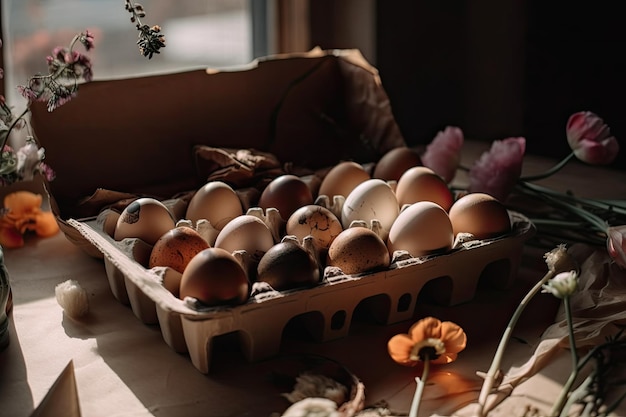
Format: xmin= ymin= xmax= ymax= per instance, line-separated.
xmin=2 ymin=0 xmax=263 ymax=107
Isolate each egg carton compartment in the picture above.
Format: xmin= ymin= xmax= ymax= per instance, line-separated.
xmin=66 ymin=210 xmax=534 ymax=373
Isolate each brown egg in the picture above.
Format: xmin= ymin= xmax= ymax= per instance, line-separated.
xmin=318 ymin=161 xmax=370 ymax=199
xmin=387 ymin=201 xmax=454 ymax=258
xmin=257 ymin=241 xmax=320 ymax=291
xmin=373 ymin=147 xmax=423 ymax=181
xmin=286 ymin=205 xmax=343 ymax=250
xmin=326 ymin=226 xmax=390 ymax=275
xmin=149 ymin=226 xmax=210 ymax=274
xmin=179 ymin=247 xmax=249 ymax=306
xmin=395 ymin=166 xmax=454 ymax=211
xmin=258 ymin=174 xmax=314 ymax=221
xmin=114 ymin=197 xmax=176 ymax=246
xmin=185 ymin=181 xmax=243 ymax=230
xmin=448 ymin=192 xmax=512 ymax=239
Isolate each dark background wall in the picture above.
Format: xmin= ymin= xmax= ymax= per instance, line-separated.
xmin=311 ymin=1 xmax=626 ymax=170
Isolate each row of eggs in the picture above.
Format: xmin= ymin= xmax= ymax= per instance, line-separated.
xmin=106 ymin=153 xmax=512 ymax=307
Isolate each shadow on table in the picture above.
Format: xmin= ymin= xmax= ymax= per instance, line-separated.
xmin=0 ymin=316 xmax=35 ymax=417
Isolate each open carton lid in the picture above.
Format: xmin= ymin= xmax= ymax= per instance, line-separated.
xmin=30 ymin=48 xmax=406 ymax=228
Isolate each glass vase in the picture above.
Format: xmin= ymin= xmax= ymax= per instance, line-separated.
xmin=0 ymin=245 xmax=10 ymax=350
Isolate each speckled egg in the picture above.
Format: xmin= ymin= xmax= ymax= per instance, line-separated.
xmin=326 ymin=226 xmax=390 ymax=275
xmin=286 ymin=204 xmax=343 ymax=250
xmin=149 ymin=226 xmax=210 ymax=274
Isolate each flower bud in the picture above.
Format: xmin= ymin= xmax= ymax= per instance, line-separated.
xmin=566 ymin=111 xmax=619 ymax=165
xmin=542 ymin=270 xmax=578 ymax=298
xmin=607 ymin=226 xmax=626 ymax=269
xmin=544 ymin=244 xmax=577 ymax=274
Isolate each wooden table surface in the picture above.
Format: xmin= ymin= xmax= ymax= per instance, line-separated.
xmin=1 ymin=140 xmax=625 ymax=417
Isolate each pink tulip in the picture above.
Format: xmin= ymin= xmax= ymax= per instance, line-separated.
xmin=607 ymin=226 xmax=626 ymax=269
xmin=566 ymin=111 xmax=619 ymax=165
xmin=421 ymin=126 xmax=464 ymax=183
xmin=468 ymin=137 xmax=526 ymax=202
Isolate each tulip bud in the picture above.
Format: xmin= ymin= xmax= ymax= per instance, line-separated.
xmin=566 ymin=111 xmax=619 ymax=165
xmin=607 ymin=226 xmax=626 ymax=269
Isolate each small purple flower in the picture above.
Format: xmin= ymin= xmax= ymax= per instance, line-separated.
xmin=17 ymin=85 xmax=39 ymax=101
xmin=468 ymin=137 xmax=526 ymax=202
xmin=80 ymin=30 xmax=95 ymax=51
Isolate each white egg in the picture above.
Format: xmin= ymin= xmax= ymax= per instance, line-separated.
xmin=214 ymin=215 xmax=275 ymax=260
xmin=341 ymin=179 xmax=399 ymax=233
xmin=387 ymin=201 xmax=454 ymax=258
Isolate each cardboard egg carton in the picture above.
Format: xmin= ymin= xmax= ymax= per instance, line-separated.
xmin=66 ymin=210 xmax=534 ymax=374
xmin=30 ymin=47 xmax=535 ymax=373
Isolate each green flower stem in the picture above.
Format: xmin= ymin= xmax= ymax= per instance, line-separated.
xmin=515 ymin=182 xmax=610 ymax=234
xmin=518 ymin=182 xmax=626 ymax=217
xmin=551 ymin=296 xmax=579 ymax=417
xmin=409 ymin=358 xmax=430 ymax=417
xmin=519 ymin=152 xmax=576 ymax=182
xmin=477 ymin=267 xmax=557 ymax=416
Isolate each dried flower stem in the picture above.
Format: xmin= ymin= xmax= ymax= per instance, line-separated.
xmin=519 ymin=152 xmax=576 ymax=182
xmin=550 ymin=296 xmax=579 ymax=417
xmin=0 ymin=33 xmax=89 ymax=152
xmin=477 ymin=267 xmax=557 ymax=416
xmin=409 ymin=357 xmax=430 ymax=417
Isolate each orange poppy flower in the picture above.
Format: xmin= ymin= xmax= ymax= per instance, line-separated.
xmin=0 ymin=191 xmax=59 ymax=248
xmin=388 ymin=316 xmax=467 ymax=366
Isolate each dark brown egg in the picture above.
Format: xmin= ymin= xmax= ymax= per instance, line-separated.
xmin=258 ymin=174 xmax=314 ymax=221
xmin=257 ymin=241 xmax=320 ymax=291
xmin=179 ymin=247 xmax=249 ymax=306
